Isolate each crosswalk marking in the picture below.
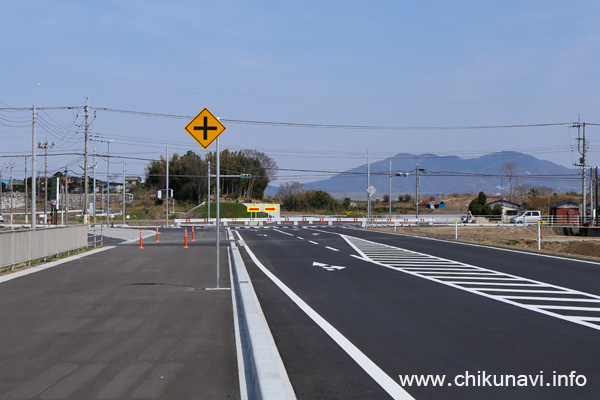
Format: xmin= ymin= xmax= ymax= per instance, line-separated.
xmin=343 ymin=234 xmax=600 ymax=332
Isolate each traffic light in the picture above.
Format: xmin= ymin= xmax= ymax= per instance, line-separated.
xmin=240 ymin=174 xmax=252 ymax=178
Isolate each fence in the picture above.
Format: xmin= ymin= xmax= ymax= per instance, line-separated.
xmin=0 ymin=225 xmax=89 ymax=269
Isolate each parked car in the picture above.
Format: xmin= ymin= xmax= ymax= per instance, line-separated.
xmin=510 ymin=210 xmax=542 ymax=224
xmin=0 ymin=214 xmax=4 ymax=223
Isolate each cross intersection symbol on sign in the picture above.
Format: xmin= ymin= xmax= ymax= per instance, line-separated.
xmin=194 ymin=116 xmax=218 ymax=141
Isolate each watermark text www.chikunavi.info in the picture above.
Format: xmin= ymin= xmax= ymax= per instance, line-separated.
xmin=399 ymin=371 xmax=587 ymax=387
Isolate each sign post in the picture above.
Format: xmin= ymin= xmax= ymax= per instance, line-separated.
xmin=185 ymin=108 xmax=226 ymax=289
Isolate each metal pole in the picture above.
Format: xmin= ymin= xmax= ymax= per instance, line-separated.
xmin=207 ymin=160 xmax=211 ymax=219
xmin=216 ymin=137 xmax=221 ymax=288
xmin=0 ymin=170 xmax=3 ymax=216
xmin=415 ymin=164 xmax=419 ymax=223
xmin=9 ymin=163 xmax=14 ymax=226
xmin=166 ymin=147 xmax=169 ymax=228
xmin=24 ymin=156 xmax=28 ymax=224
xmin=65 ymin=167 xmax=69 ymax=225
xmin=582 ymin=123 xmax=587 ymax=224
xmin=388 ymin=161 xmax=392 ymax=218
xmin=31 ymin=105 xmax=36 ymax=229
xmin=122 ymin=158 xmax=126 ymax=225
xmin=83 ymin=98 xmax=89 ymax=225
xmin=455 ymin=218 xmax=458 ymax=239
xmin=60 ymin=177 xmax=63 ymax=225
xmin=106 ymin=141 xmax=111 ymax=226
xmin=93 ymin=150 xmax=96 ymax=225
xmin=367 ymin=150 xmax=371 ymax=220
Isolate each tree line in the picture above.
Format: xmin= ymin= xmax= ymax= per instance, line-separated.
xmin=145 ymin=149 xmax=277 ymax=203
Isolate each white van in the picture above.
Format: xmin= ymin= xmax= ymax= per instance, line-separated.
xmin=510 ymin=210 xmax=542 ymax=224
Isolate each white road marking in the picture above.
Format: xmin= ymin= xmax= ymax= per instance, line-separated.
xmin=343 ymin=234 xmax=600 ymax=332
xmin=273 ymin=229 xmax=294 ymax=237
xmin=242 ymin=243 xmax=414 ymax=400
xmin=308 ymin=241 xmax=319 ymax=245
xmin=312 ymin=261 xmax=346 ymax=271
xmin=325 ymin=246 xmax=339 ymax=252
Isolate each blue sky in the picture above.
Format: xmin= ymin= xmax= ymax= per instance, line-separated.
xmin=2 ymin=1 xmax=600 ymax=186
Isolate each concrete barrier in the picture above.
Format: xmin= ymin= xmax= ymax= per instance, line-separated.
xmin=229 ymin=240 xmax=296 ymax=400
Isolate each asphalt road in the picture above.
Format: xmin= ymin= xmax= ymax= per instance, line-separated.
xmin=235 ymin=225 xmax=600 ymax=400
xmin=0 ymin=228 xmax=238 ymax=400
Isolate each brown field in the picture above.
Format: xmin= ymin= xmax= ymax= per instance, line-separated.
xmin=373 ymin=225 xmax=600 ymax=261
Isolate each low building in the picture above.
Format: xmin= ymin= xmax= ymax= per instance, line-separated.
xmin=420 ymin=200 xmax=445 ymax=209
xmin=486 ymin=199 xmax=521 ymax=223
xmin=550 ymin=201 xmax=580 ymax=224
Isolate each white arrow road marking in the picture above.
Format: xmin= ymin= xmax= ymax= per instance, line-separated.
xmin=312 ymin=262 xmax=346 ymax=271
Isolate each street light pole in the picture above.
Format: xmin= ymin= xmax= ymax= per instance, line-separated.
xmin=388 ymin=161 xmax=392 ymax=218
xmin=415 ymin=164 xmax=425 ymax=224
xmin=367 ymin=150 xmax=371 ymax=219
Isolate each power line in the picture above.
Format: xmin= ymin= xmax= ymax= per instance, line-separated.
xmin=92 ymin=106 xmax=573 ymax=131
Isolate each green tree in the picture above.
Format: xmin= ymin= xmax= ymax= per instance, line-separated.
xmin=306 ymin=190 xmax=337 ymax=211
xmin=468 ymin=191 xmax=492 ymax=215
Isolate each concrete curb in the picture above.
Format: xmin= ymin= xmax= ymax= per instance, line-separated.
xmin=229 ymin=241 xmax=297 ymax=400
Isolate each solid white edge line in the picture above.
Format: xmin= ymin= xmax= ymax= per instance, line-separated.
xmin=228 ymin=247 xmax=249 ymax=400
xmin=242 ymin=240 xmax=414 ymax=400
xmin=0 ymin=246 xmax=116 ymax=285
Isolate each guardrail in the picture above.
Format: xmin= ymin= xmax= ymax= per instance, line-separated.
xmin=174 ymin=215 xmax=597 ymax=228
xmin=174 ymin=217 xmax=435 ymax=226
xmin=0 ymin=225 xmax=89 ymax=270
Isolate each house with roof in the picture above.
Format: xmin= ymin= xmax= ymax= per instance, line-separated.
xmin=486 ymin=198 xmax=521 ymax=223
xmin=550 ymin=201 xmax=580 ymax=224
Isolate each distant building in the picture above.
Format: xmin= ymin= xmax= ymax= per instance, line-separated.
xmin=550 ymin=201 xmax=580 ymax=224
xmin=420 ymin=200 xmax=445 ymax=209
xmin=487 ymin=199 xmax=521 ymax=222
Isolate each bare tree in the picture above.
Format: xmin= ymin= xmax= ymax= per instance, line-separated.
xmin=501 ymin=162 xmax=519 ymax=201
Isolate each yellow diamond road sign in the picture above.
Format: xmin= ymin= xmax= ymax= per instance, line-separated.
xmin=185 ymin=108 xmax=226 ymax=149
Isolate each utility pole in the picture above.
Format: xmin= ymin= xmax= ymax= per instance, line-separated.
xmin=591 ymin=167 xmax=598 ymax=226
xmin=38 ymin=140 xmax=54 ymax=224
xmin=166 ymin=147 xmax=169 ymax=228
xmin=388 ymin=161 xmax=392 ymax=218
xmin=83 ymin=98 xmax=90 ymax=225
xmin=9 ymin=161 xmax=14 ymax=225
xmin=93 ymin=150 xmax=96 ymax=224
xmin=31 ymin=105 xmax=37 ymax=229
xmin=367 ymin=150 xmax=371 ymax=219
xmin=573 ymin=117 xmax=588 ymax=224
xmin=415 ymin=164 xmax=425 ymax=224
xmin=106 ymin=146 xmax=110 ymax=226
xmin=122 ymin=158 xmax=126 ymax=226
xmin=0 ymin=170 xmax=3 ymax=216
xmin=65 ymin=167 xmax=69 ymax=225
xmin=24 ymin=156 xmax=28 ymax=224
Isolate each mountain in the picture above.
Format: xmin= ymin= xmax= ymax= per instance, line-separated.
xmin=267 ymin=152 xmax=581 ymax=199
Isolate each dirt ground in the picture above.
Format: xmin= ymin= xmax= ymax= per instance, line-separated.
xmin=373 ymin=225 xmax=600 ymax=261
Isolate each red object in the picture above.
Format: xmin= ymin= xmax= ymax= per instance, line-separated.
xmin=139 ymin=229 xmax=144 ymax=249
xmin=156 ymin=226 xmax=160 ymax=242
xmin=192 ymin=226 xmax=195 ymax=241
xmin=184 ymin=229 xmax=189 ymax=248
